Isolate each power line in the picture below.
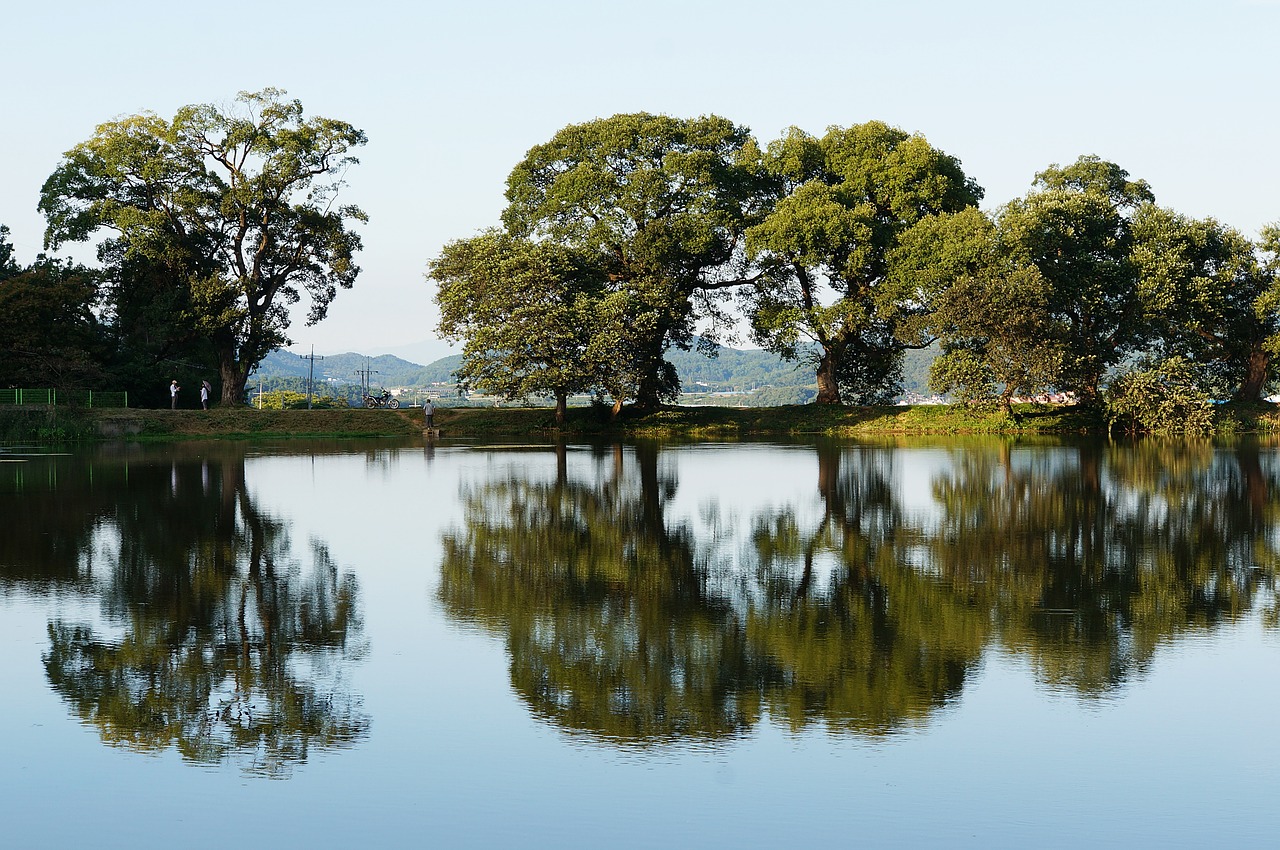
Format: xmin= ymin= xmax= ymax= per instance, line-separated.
xmin=355 ymin=359 xmax=378 ymax=399
xmin=299 ymin=347 xmax=325 ymax=409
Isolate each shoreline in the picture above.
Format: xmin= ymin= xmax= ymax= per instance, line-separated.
xmin=4 ymin=401 xmax=1278 ymax=443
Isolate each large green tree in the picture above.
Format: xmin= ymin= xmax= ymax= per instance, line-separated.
xmin=887 ymin=207 xmax=1064 ymax=414
xmin=1131 ymin=206 xmax=1273 ymax=399
xmin=431 ymin=230 xmax=605 ymax=423
xmin=500 ymin=113 xmax=764 ymax=410
xmin=39 ymin=89 xmax=367 ymax=406
xmin=743 ymin=122 xmax=984 ymax=404
xmin=999 ymin=156 xmax=1154 ymax=403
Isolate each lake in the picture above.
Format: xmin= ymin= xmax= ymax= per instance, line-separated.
xmin=1 ymin=437 xmax=1277 ymax=847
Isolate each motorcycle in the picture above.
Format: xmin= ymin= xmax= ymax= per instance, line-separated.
xmin=363 ymin=390 xmax=400 ymax=409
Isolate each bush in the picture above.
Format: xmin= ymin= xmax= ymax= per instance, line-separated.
xmin=254 ymin=390 xmax=346 ymax=410
xmin=1104 ymin=357 xmax=1214 ymax=435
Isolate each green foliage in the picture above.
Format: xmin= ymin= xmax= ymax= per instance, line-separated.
xmin=1034 ymin=155 xmax=1155 ymax=208
xmin=928 ymin=350 xmax=995 ymax=404
xmin=254 ymin=390 xmax=345 ymax=410
xmin=1132 ymin=205 xmax=1272 ymax=400
xmin=999 ymin=157 xmax=1148 ymax=401
xmin=744 ymin=121 xmax=983 ymax=404
xmin=1104 ymin=357 xmax=1215 ymax=434
xmin=933 ymin=268 xmax=1064 ymax=407
xmin=0 ymin=252 xmax=106 ymax=388
xmin=890 ymin=209 xmax=1063 ymax=409
xmin=500 ymin=113 xmax=762 ymax=407
xmin=0 ymin=225 xmax=16 ymax=276
xmin=39 ymin=89 xmax=367 ymax=406
xmin=431 ymin=230 xmax=607 ymax=420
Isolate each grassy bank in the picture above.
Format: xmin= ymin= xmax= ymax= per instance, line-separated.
xmin=2 ymin=400 xmax=1276 ymax=443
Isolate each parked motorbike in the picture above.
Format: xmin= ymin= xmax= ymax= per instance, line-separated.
xmin=363 ymin=390 xmax=400 ymax=409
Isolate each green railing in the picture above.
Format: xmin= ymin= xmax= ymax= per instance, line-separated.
xmin=0 ymin=389 xmax=128 ymax=408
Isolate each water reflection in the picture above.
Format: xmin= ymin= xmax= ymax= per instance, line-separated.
xmin=441 ymin=444 xmax=757 ymax=741
xmin=0 ymin=444 xmax=368 ymax=777
xmin=442 ymin=439 xmax=1280 ymax=744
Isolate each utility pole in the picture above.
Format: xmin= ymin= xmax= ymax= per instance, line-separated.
xmin=356 ymin=358 xmax=379 ymax=401
xmin=299 ymin=346 xmax=325 ymax=409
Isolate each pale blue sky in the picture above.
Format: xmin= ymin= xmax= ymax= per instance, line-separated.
xmin=4 ymin=0 xmax=1278 ymax=359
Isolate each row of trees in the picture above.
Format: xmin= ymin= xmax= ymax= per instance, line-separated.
xmin=431 ymin=114 xmax=1280 ymax=420
xmin=0 ymin=89 xmax=365 ymax=406
xmin=8 ymin=94 xmax=1279 ymax=414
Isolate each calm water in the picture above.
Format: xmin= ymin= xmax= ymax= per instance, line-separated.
xmin=1 ymin=437 xmax=1277 ymax=847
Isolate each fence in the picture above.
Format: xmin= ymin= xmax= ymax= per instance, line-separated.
xmin=0 ymin=389 xmax=128 ymax=408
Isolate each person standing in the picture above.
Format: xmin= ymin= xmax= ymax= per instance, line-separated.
xmin=423 ymin=398 xmax=436 ymax=428
xmin=170 ymin=380 xmax=180 ymax=409
xmin=200 ymin=380 xmax=210 ymax=410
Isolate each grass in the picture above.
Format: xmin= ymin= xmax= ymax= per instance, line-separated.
xmin=2 ymin=399 xmax=1272 ymax=444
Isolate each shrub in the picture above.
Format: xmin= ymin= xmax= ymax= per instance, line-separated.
xmin=1104 ymin=357 xmax=1214 ymax=435
xmin=255 ymin=390 xmax=345 ymax=410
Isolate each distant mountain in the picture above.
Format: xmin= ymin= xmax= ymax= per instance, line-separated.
xmin=252 ymin=350 xmax=460 ymax=388
xmin=251 ymin=340 xmax=936 ymax=397
xmin=665 ymin=345 xmax=813 ymax=390
xmin=362 ymin=338 xmax=459 ymax=365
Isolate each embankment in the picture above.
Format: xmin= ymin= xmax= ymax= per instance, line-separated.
xmin=2 ymin=400 xmax=1276 ymax=443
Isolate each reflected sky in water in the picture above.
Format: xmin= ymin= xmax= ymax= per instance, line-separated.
xmin=1 ymin=438 xmax=1277 ymax=847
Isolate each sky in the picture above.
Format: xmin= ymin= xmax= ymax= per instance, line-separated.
xmin=3 ymin=0 xmax=1279 ymax=363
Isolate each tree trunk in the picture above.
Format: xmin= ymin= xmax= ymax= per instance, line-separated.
xmin=1236 ymin=346 xmax=1269 ymax=402
xmin=219 ymin=358 xmax=249 ymax=407
xmin=1076 ymin=377 xmax=1101 ymax=409
xmin=633 ymin=380 xmax=661 ymax=413
xmin=214 ymin=331 xmax=250 ymax=406
xmin=999 ymin=387 xmax=1018 ymax=421
xmin=815 ymin=347 xmax=842 ymax=405
xmin=554 ymin=391 xmax=567 ymax=425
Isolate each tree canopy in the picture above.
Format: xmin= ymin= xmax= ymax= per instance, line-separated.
xmin=38 ymin=89 xmax=367 ymax=405
xmin=498 ymin=113 xmax=764 ymax=408
xmin=743 ymin=122 xmax=984 ymax=404
xmin=9 ymin=100 xmax=1280 ymax=415
xmin=432 ymin=230 xmax=604 ymax=422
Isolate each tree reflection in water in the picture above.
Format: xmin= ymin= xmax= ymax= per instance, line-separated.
xmin=441 ymin=443 xmax=757 ymax=741
xmin=441 ymin=438 xmax=1280 ymax=744
xmin=747 ymin=441 xmax=987 ymax=733
xmin=0 ymin=445 xmax=368 ymax=777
